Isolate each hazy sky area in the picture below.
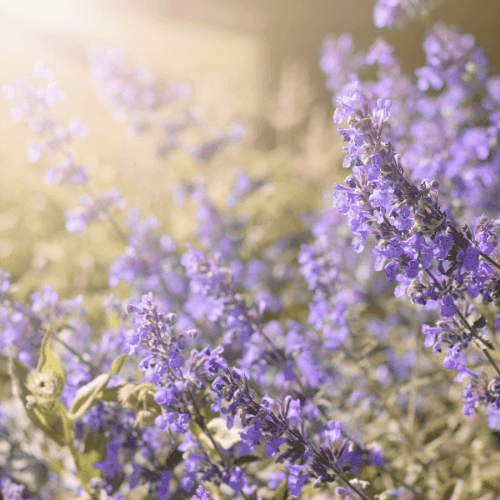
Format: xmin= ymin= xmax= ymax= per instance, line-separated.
xmin=2 ymin=0 xmax=500 ymax=118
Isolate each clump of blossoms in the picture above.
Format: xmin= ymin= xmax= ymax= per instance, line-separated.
xmin=321 ymin=22 xmax=500 ymax=217
xmin=87 ymin=46 xmax=245 ymax=162
xmin=125 ymin=293 xmax=379 ymax=499
xmin=5 ymin=2 xmax=500 ymax=499
xmin=124 ymin=293 xmax=248 ymax=494
xmin=87 ymin=46 xmax=193 ymax=137
xmin=373 ymin=0 xmax=440 ymax=28
xmin=332 ymin=82 xmax=500 ymax=417
xmin=0 ymin=474 xmax=36 ymax=500
xmin=2 ymin=62 xmax=129 ymax=239
xmin=2 ymin=63 xmax=88 ymax=182
xmin=65 ymin=187 xmax=127 ymax=233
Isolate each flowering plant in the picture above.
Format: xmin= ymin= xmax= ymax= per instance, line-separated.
xmin=2 ymin=1 xmax=500 ymax=499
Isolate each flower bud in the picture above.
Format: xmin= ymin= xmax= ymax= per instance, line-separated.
xmin=165 ymin=312 xmax=177 ymax=324
xmin=25 ymin=369 xmax=64 ymax=411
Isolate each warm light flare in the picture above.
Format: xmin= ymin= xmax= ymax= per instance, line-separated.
xmin=0 ymin=0 xmax=77 ymax=25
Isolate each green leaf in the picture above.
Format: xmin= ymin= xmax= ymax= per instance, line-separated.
xmin=99 ymin=384 xmax=123 ymax=402
xmin=8 ymin=357 xmax=68 ymax=447
xmin=37 ymin=328 xmax=65 ymax=381
xmin=269 ymin=481 xmax=288 ymax=500
xmin=438 ymin=482 xmax=455 ymax=500
xmin=423 ymin=418 xmax=448 ymax=445
xmin=234 ymin=454 xmax=259 ymax=465
xmin=68 ymin=373 xmax=111 ymax=419
xmin=473 ymin=315 xmax=487 ymax=330
xmin=68 ymin=353 xmax=128 ymax=420
xmin=164 ymin=448 xmax=183 ymax=470
xmin=8 ymin=356 xmax=31 ymax=402
xmin=71 ymin=429 xmax=105 ymax=489
xmin=59 ymin=400 xmax=75 ymax=444
xmin=31 ymin=406 xmax=69 ymax=447
xmin=110 ymin=353 xmax=127 ymax=376
xmin=125 ymin=487 xmax=155 ymax=500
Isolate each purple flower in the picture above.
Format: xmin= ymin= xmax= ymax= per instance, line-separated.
xmin=93 ymin=437 xmax=122 ymax=479
xmin=190 ymin=486 xmax=214 ymax=500
xmin=404 ymin=259 xmax=420 ymax=278
xmin=285 ymin=463 xmax=310 ymax=498
xmin=1 ymin=475 xmax=28 ymax=500
xmin=226 ymin=466 xmax=245 ymax=491
xmin=264 ymin=437 xmax=288 ymax=458
xmin=440 ymin=294 xmax=457 ymax=318
xmin=65 ymin=188 xmax=125 ymax=233
xmin=321 ymin=420 xmax=343 ymax=444
xmin=156 ymin=471 xmax=171 ymax=500
xmin=422 ymin=324 xmax=440 ymax=348
xmin=463 ymin=246 xmax=479 ymax=271
xmin=384 ymin=261 xmax=401 ymax=282
xmin=287 ymin=399 xmax=302 ymax=425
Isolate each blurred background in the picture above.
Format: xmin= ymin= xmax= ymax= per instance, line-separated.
xmin=3 ymin=0 xmax=500 ymax=131
xmin=1 ymin=0 xmax=500 ymax=303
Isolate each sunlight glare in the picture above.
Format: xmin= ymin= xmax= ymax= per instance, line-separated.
xmin=0 ymin=0 xmax=77 ymax=25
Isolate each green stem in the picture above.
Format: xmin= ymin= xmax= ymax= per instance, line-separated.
xmin=188 ymin=390 xmax=227 ymax=465
xmin=478 ymin=251 xmax=500 ymax=272
xmin=407 ymin=315 xmax=421 ymax=439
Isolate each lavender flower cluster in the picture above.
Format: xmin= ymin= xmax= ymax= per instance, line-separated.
xmin=3 ymin=2 xmax=500 ymax=500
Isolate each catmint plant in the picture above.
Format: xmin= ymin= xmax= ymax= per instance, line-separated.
xmin=331 ymin=82 xmax=500 ymax=419
xmin=4 ymin=1 xmax=500 ymax=498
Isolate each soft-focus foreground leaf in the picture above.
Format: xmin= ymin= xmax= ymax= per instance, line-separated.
xmin=74 ymin=430 xmax=106 ymax=489
xmin=68 ymin=373 xmax=110 ymax=419
xmin=8 ymin=356 xmax=69 ymax=447
xmin=110 ymin=353 xmax=127 ymax=375
xmin=68 ymin=353 xmax=127 ymax=420
xmin=37 ymin=328 xmax=65 ymax=380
